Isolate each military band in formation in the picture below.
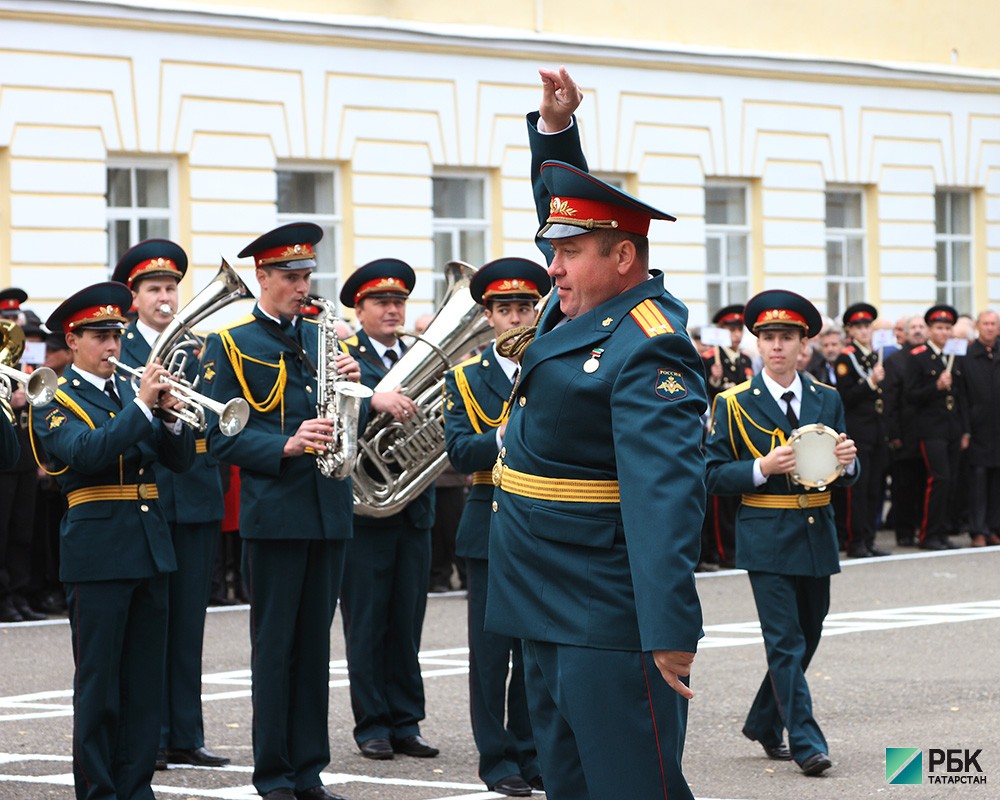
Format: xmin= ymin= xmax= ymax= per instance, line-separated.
xmin=2 ymin=64 xmax=1000 ymax=800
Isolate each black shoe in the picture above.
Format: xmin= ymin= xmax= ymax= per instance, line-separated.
xmin=35 ymin=591 xmax=67 ymax=614
xmin=166 ymin=746 xmax=231 ymax=767
xmin=919 ymin=537 xmax=947 ymax=551
xmin=295 ymin=786 xmax=350 ymax=800
xmin=800 ymin=752 xmax=832 ymax=776
xmin=358 ymin=738 xmax=393 ymax=760
xmin=528 ymin=775 xmax=544 ymax=790
xmin=262 ymin=790 xmax=296 ymax=800
xmin=0 ymin=599 xmax=24 ymax=623
xmin=940 ymin=536 xmax=960 ymax=549
xmin=390 ymin=735 xmax=439 ymax=758
xmin=742 ymin=726 xmax=792 ymax=760
xmin=155 ymin=750 xmax=167 ymax=770
xmin=847 ymin=548 xmax=872 ymax=558
xmin=868 ymin=546 xmax=891 ymax=557
xmin=10 ymin=595 xmax=46 ymax=621
xmin=490 ymin=774 xmax=532 ymax=797
xmin=896 ymin=535 xmax=916 ymax=547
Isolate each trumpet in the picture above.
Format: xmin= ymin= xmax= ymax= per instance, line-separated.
xmin=0 ymin=318 xmax=58 ymax=423
xmin=107 ymin=356 xmax=249 ymax=437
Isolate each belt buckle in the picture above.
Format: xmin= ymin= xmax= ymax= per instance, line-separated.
xmin=945 ymin=396 xmax=955 ymax=411
xmin=137 ymin=484 xmax=150 ymax=500
xmin=492 ymin=457 xmax=503 ymax=487
xmin=797 ymin=495 xmax=809 ymax=509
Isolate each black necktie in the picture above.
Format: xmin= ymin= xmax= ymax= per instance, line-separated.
xmin=511 ymin=367 xmax=519 ymax=386
xmin=781 ymin=390 xmax=798 ymax=428
xmin=104 ymin=379 xmax=122 ymax=409
xmin=384 ymin=349 xmax=399 ymax=368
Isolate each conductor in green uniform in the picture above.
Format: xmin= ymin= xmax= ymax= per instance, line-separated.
xmin=30 ymin=281 xmax=194 ymax=800
xmin=113 ymin=240 xmax=230 ymax=768
xmin=705 ymin=289 xmax=858 ymax=777
xmin=200 ymin=223 xmax=360 ymax=800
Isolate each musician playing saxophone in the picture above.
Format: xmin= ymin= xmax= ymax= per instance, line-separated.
xmin=338 ymin=259 xmax=439 ymax=762
xmin=199 ymin=222 xmax=358 ymax=800
xmin=29 ymin=281 xmax=193 ymax=800
xmin=112 ymin=239 xmax=229 ymax=769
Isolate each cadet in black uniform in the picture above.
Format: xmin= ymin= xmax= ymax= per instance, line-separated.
xmin=834 ymin=302 xmax=890 ymax=557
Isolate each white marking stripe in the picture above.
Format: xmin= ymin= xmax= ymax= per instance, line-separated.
xmin=701 ymin=599 xmax=1000 ymax=648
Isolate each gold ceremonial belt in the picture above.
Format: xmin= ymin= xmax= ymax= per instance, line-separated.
xmin=195 ymin=438 xmax=208 ymax=454
xmin=742 ymin=492 xmax=831 ymax=509
xmin=67 ymin=484 xmax=159 ymax=508
xmin=492 ymin=457 xmax=620 ymax=503
xmin=471 ymin=471 xmax=493 ymax=486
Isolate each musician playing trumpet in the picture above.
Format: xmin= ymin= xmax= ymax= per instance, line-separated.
xmin=705 ymin=290 xmax=856 ymax=778
xmin=29 ymin=281 xmax=194 ymax=800
xmin=199 ymin=222 xmax=357 ymax=800
xmin=112 ymin=239 xmax=230 ymax=769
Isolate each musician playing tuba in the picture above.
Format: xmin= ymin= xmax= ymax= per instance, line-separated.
xmin=111 ymin=239 xmax=231 ymax=769
xmin=338 ymin=259 xmax=440 ymax=761
xmin=198 ymin=222 xmax=359 ymax=800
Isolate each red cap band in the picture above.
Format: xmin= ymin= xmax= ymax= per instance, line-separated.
xmin=846 ymin=310 xmax=874 ymax=324
xmin=547 ymin=195 xmax=651 ymax=237
xmin=65 ymin=304 xmax=128 ymax=330
xmin=483 ymin=278 xmax=540 ymax=301
xmin=254 ymin=242 xmax=315 ymax=267
xmin=128 ymin=257 xmax=181 ymax=287
xmin=752 ymin=308 xmax=808 ymax=331
xmin=717 ymin=312 xmax=743 ymax=326
xmin=928 ymin=310 xmax=955 ymax=324
xmin=354 ymin=277 xmax=410 ymax=304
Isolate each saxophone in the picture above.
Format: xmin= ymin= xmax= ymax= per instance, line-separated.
xmin=308 ymin=294 xmax=373 ymax=479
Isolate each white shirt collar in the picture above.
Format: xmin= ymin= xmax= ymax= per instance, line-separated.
xmin=73 ymin=365 xmax=118 ymax=392
xmin=491 ymin=342 xmax=518 ymax=382
xmin=135 ymin=318 xmax=163 ymax=348
xmin=760 ymin=369 xmax=802 ymax=407
xmin=256 ymin=303 xmax=297 ymax=327
xmin=368 ymin=336 xmax=400 ymax=362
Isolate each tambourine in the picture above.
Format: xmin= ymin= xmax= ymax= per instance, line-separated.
xmin=788 ymin=423 xmax=844 ymax=489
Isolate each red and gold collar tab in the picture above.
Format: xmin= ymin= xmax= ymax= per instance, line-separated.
xmin=546 ymin=195 xmax=651 ymax=237
xmin=65 ymin=304 xmax=128 ymax=330
xmin=254 ymin=242 xmax=316 ymax=268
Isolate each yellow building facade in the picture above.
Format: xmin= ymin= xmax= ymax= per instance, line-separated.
xmin=1 ymin=0 xmax=999 ymax=325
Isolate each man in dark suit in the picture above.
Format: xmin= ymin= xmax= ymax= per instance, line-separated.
xmin=706 ymin=290 xmax=858 ymax=777
xmin=30 ymin=282 xmax=194 ymax=800
xmin=962 ymin=310 xmax=1000 ymax=547
xmin=807 ymin=325 xmax=843 ymax=385
xmin=905 ymin=304 xmax=968 ymax=550
xmin=339 ymin=260 xmax=439 ymax=761
xmin=485 ymin=66 xmax=706 ymax=800
xmin=200 ymin=223 xmax=359 ymax=800
xmin=443 ymin=258 xmax=547 ymax=797
xmin=112 ymin=240 xmax=229 ymax=769
xmin=834 ymin=302 xmax=890 ymax=557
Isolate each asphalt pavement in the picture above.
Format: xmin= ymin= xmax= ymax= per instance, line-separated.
xmin=2 ymin=534 xmax=998 ymax=800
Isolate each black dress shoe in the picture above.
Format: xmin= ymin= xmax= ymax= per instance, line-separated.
xmin=261 ymin=790 xmax=296 ymax=800
xmin=295 ymin=786 xmax=350 ymax=800
xmin=868 ymin=546 xmax=891 ymax=557
xmin=390 ymin=735 xmax=439 ymax=758
xmin=358 ymin=738 xmax=393 ymax=760
xmin=741 ymin=726 xmax=792 ymax=760
xmin=800 ymin=752 xmax=832 ymax=776
xmin=528 ymin=775 xmax=544 ymax=790
xmin=920 ymin=537 xmax=947 ymax=551
xmin=11 ymin=596 xmax=46 ymax=621
xmin=0 ymin=599 xmax=24 ymax=623
xmin=166 ymin=746 xmax=231 ymax=767
xmin=490 ymin=774 xmax=532 ymax=797
xmin=155 ymin=750 xmax=167 ymax=770
xmin=35 ymin=591 xmax=67 ymax=614
xmin=897 ymin=535 xmax=916 ymax=547
xmin=847 ymin=548 xmax=872 ymax=558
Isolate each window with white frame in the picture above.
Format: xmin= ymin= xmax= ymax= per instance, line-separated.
xmin=935 ymin=190 xmax=973 ymax=313
xmin=432 ymin=173 xmax=488 ymax=306
xmin=106 ymin=162 xmax=174 ymax=272
xmin=276 ymin=167 xmax=341 ymax=302
xmin=825 ymin=189 xmax=866 ymax=318
xmin=705 ymin=183 xmax=750 ymax=312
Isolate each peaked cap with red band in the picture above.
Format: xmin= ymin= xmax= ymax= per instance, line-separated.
xmin=470 ymin=258 xmax=549 ymax=306
xmin=537 ymin=160 xmax=676 ymax=240
xmin=0 ymin=287 xmax=28 ymax=317
xmin=239 ymin=222 xmax=322 ymax=270
xmin=112 ymin=239 xmax=187 ymax=288
xmin=340 ymin=259 xmax=415 ymax=308
xmin=842 ymin=302 xmax=878 ymax=327
xmin=924 ymin=303 xmax=958 ymax=326
xmin=46 ymin=282 xmax=132 ymax=333
xmin=712 ymin=303 xmax=745 ymax=327
xmin=743 ymin=289 xmax=822 ymax=338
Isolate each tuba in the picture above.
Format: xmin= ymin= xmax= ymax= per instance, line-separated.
xmin=141 ymin=258 xmax=254 ymax=435
xmin=307 ymin=294 xmax=373 ymax=479
xmin=0 ymin=319 xmax=58 ymax=424
xmin=352 ymin=261 xmax=494 ymax=517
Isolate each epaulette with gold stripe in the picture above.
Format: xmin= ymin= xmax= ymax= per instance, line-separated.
xmin=719 ymin=379 xmax=752 ymax=400
xmin=216 ymin=314 xmax=255 ymax=332
xmin=803 ymin=372 xmax=834 ymax=391
xmin=453 ymin=353 xmax=482 ymax=371
xmin=629 ymin=299 xmax=675 ymax=337
xmin=342 ymin=334 xmax=360 ymax=347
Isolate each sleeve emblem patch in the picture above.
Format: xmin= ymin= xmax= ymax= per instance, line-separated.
xmin=655 ymin=369 xmax=687 ymax=401
xmin=202 ymin=361 xmax=216 ymax=384
xmin=46 ymin=408 xmax=66 ymax=429
xmin=836 ymin=362 xmax=849 ymax=377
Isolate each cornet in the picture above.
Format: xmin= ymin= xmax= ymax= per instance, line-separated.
xmin=108 ymin=356 xmax=249 ymax=437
